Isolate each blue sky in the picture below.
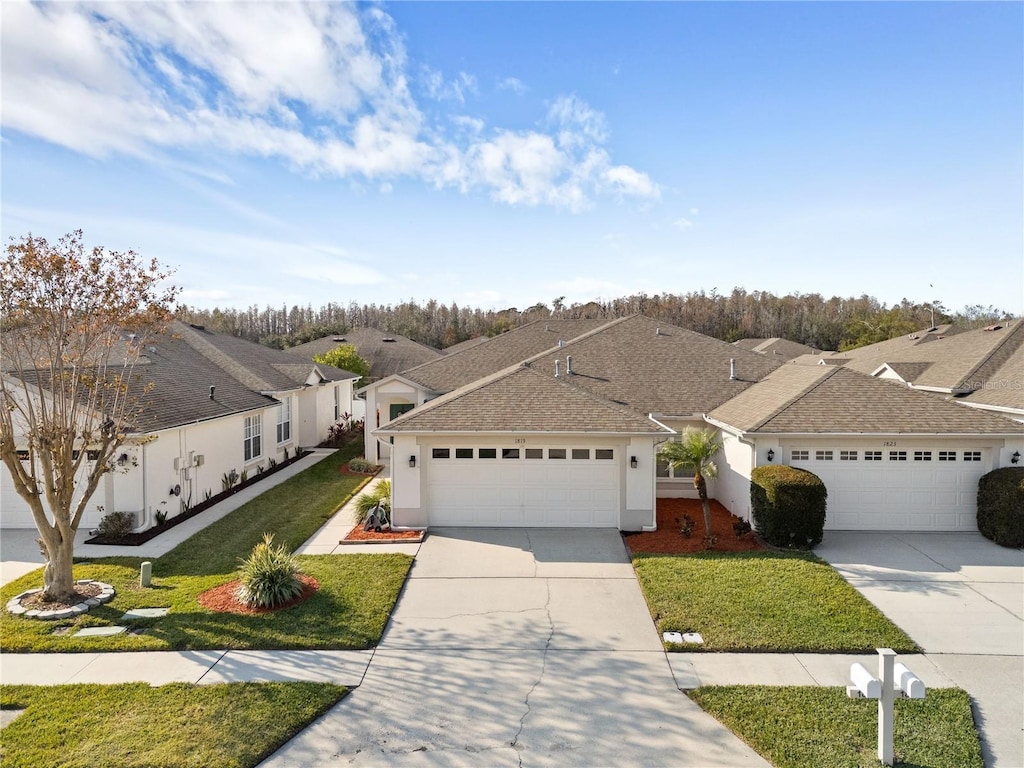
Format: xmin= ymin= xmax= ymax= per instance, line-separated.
xmin=2 ymin=1 xmax=1021 ymax=316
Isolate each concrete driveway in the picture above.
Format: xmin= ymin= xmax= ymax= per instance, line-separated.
xmin=817 ymin=532 xmax=1024 ymax=768
xmin=261 ymin=528 xmax=768 ymax=767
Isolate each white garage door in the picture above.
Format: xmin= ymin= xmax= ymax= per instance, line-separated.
xmin=790 ymin=447 xmax=988 ymax=531
xmin=426 ymin=446 xmax=620 ymax=527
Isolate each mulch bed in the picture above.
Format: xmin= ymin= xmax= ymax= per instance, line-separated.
xmin=338 ymin=466 xmax=382 ymax=477
xmin=342 ymin=524 xmax=423 ymax=542
xmin=17 ymin=583 xmax=104 ymax=612
xmin=197 ymin=575 xmax=320 ymax=615
xmin=623 ymin=498 xmax=766 ymax=554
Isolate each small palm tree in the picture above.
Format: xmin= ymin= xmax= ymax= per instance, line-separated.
xmin=659 ymin=427 xmax=723 ymax=545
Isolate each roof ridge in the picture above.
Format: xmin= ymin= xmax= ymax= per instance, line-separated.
xmin=172 ymin=321 xmax=273 ymax=392
xmin=746 ymin=365 xmax=841 ymax=431
xmin=955 ymin=321 xmax=1024 ymax=391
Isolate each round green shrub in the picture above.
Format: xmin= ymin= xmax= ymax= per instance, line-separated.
xmin=234 ymin=533 xmax=305 ymax=609
xmin=750 ymin=465 xmax=828 ymax=549
xmin=977 ymin=467 xmax=1024 ymax=548
xmin=348 ymin=457 xmax=375 ymax=473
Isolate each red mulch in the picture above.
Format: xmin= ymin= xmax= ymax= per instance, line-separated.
xmin=623 ymin=498 xmax=766 ymax=554
xmin=337 ymin=466 xmax=382 ymax=477
xmin=342 ymin=524 xmax=423 ymax=542
xmin=197 ymin=575 xmax=319 ymax=615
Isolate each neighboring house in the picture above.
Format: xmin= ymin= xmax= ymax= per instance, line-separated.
xmin=800 ymin=321 xmax=1024 ymax=421
xmin=368 ymin=315 xmax=1022 ymax=534
xmin=733 ymin=337 xmax=820 ymax=360
xmin=286 ymin=327 xmax=444 ymax=382
xmin=0 ymin=322 xmax=358 ymax=531
xmin=358 ymin=318 xmax=611 ymax=462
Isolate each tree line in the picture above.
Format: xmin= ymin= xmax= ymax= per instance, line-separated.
xmin=176 ymin=290 xmax=1015 ymax=353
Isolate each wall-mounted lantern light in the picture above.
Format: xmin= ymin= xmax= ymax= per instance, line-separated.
xmin=1012 ymin=451 xmax=1020 ymax=465
xmin=409 ymin=455 xmax=417 ymax=468
xmin=630 ymin=456 xmax=638 ymax=469
xmin=767 ymin=449 xmax=775 ymax=463
xmin=117 ymin=453 xmax=129 ymax=466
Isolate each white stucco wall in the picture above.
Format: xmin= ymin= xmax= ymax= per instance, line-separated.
xmin=362 ymin=379 xmax=431 ymax=463
xmin=715 ymin=430 xmax=759 ymax=521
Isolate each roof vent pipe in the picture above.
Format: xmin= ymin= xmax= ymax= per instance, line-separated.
xmin=566 ymin=355 xmax=574 ymax=375
xmin=555 ymin=360 xmax=561 ymax=378
xmin=656 ymin=327 xmax=661 ymax=336
xmin=209 ymin=385 xmax=216 ymax=400
xmin=729 ymin=359 xmax=737 ymax=381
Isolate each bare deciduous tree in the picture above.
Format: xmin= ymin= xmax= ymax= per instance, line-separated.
xmin=0 ymin=231 xmax=177 ymax=602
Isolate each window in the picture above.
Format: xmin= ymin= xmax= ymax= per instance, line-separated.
xmin=938 ymin=451 xmax=956 ymax=461
xmin=913 ymin=451 xmax=932 ymax=462
xmin=455 ymin=448 xmax=473 ymax=459
xmin=525 ymin=448 xmax=544 ymax=459
xmin=595 ymin=449 xmax=614 ymax=460
xmin=333 ymin=386 xmax=341 ymax=421
xmin=389 ymin=403 xmax=414 ymax=421
xmin=432 ymin=448 xmax=450 ymax=459
xmin=791 ymin=450 xmax=809 ymax=462
xmin=548 ymin=449 xmax=566 ymax=459
xmin=840 ymin=450 xmax=858 ymax=461
xmin=889 ymin=451 xmax=907 ymax=461
xmin=963 ymin=451 xmax=982 ymax=462
xmin=478 ymin=448 xmax=497 ymax=459
xmin=865 ymin=451 xmax=882 ymax=461
xmin=571 ymin=448 xmax=590 ymax=460
xmin=276 ymin=399 xmax=291 ymax=444
xmin=501 ymin=448 xmax=520 ymax=459
xmin=244 ymin=414 xmax=262 ymax=461
xmin=815 ymin=450 xmax=833 ymax=461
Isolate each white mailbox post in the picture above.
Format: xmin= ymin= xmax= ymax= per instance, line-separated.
xmin=846 ymin=648 xmax=927 ymax=766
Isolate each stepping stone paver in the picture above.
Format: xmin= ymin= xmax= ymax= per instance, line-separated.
xmin=121 ymin=607 xmax=170 ymax=620
xmin=74 ymin=625 xmax=127 ymax=637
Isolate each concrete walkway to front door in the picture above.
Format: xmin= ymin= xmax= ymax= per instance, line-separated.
xmin=260 ymin=528 xmax=769 ymax=767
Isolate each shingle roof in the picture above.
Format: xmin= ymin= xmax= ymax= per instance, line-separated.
xmin=709 ymin=365 xmax=1019 ymax=434
xmin=442 ymin=336 xmax=490 ymax=354
xmin=527 ymin=315 xmax=782 ymax=416
xmin=958 ymin=341 xmax=1024 ymax=412
xmin=733 ymin=337 xmax=820 ymax=360
xmin=395 ymin=318 xmax=610 ymax=393
xmin=380 ymin=364 xmax=667 ymax=434
xmin=174 ymin=322 xmax=357 ymax=391
xmin=286 ymin=327 xmax=443 ymax=380
xmin=878 ymin=362 xmax=933 ymax=382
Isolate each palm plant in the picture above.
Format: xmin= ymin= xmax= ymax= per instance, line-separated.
xmin=659 ymin=427 xmax=723 ymax=545
xmin=353 ymin=480 xmax=391 ymax=526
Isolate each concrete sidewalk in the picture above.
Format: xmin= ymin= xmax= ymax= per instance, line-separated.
xmin=0 ymin=649 xmax=373 ymax=687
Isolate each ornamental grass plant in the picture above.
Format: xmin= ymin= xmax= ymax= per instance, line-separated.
xmin=235 ymin=533 xmax=305 ymax=609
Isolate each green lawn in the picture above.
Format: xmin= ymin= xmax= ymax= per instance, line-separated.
xmin=0 ymin=682 xmax=347 ymax=768
xmin=690 ymin=685 xmax=983 ymax=768
xmin=633 ymin=551 xmax=917 ymax=652
xmin=0 ymin=447 xmax=412 ymax=652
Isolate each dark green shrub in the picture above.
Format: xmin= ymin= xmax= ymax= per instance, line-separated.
xmin=750 ymin=465 xmax=828 ymax=549
xmin=977 ymin=467 xmax=1024 ymax=548
xmin=97 ymin=510 xmax=135 ymax=539
xmin=235 ymin=533 xmax=305 ymax=609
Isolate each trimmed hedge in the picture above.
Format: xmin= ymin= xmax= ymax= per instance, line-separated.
xmin=751 ymin=465 xmax=828 ymax=549
xmin=977 ymin=467 xmax=1024 ymax=548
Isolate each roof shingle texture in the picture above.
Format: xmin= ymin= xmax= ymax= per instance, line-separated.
xmin=382 ymin=365 xmax=667 ymax=434
xmin=397 ymin=318 xmax=610 ymax=393
xmin=528 ymin=315 xmax=782 ymax=416
xmin=710 ymin=365 xmax=1018 ymax=434
xmin=286 ymin=327 xmax=443 ymax=380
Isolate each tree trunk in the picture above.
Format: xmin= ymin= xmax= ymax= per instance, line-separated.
xmin=695 ymin=474 xmax=713 ymax=541
xmin=39 ymin=531 xmax=77 ymax=603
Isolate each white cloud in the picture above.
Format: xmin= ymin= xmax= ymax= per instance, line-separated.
xmin=498 ymin=77 xmax=527 ymax=94
xmin=1 ymin=1 xmax=657 ymax=211
xmin=673 ymin=218 xmax=694 ymax=231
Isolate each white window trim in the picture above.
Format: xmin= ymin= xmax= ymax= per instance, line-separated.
xmin=244 ymin=414 xmax=263 ymax=462
xmin=276 ymin=399 xmax=292 ymax=444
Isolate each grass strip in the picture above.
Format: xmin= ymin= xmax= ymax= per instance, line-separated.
xmin=1 ymin=446 xmax=413 ymax=652
xmin=633 ymin=551 xmax=917 ymax=652
xmin=690 ymin=685 xmax=983 ymax=768
xmin=0 ymin=682 xmax=346 ymax=768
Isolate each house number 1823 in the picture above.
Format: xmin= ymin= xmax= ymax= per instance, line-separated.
xmin=882 ymin=441 xmax=897 ymax=447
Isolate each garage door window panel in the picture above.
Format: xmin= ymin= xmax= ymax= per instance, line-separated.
xmin=502 ymin=448 xmax=520 ymax=459
xmin=432 ymin=448 xmax=450 ymax=459
xmin=479 ymin=448 xmax=497 ymax=459
xmin=549 ymin=449 xmax=566 ymax=459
